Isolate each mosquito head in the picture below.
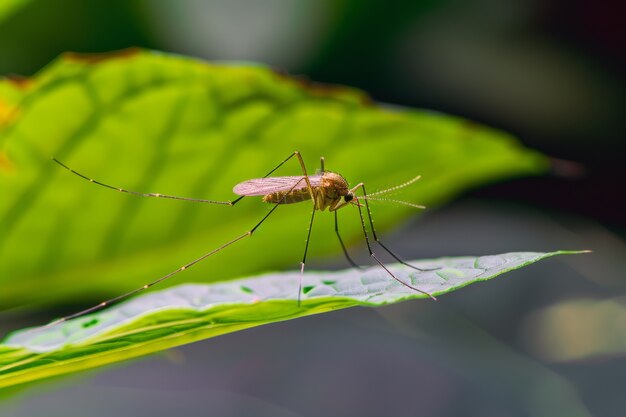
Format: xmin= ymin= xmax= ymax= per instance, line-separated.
xmin=348 ymin=195 xmax=365 ymax=208
xmin=329 ymin=191 xmax=355 ymax=211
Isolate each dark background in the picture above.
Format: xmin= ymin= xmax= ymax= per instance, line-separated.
xmin=1 ymin=1 xmax=624 ymax=416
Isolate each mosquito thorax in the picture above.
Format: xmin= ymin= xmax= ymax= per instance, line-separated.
xmin=321 ymin=172 xmax=349 ymax=197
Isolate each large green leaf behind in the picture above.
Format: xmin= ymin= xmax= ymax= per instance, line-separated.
xmin=0 ymin=49 xmax=547 ymax=311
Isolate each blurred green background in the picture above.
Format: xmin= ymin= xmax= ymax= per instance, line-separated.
xmin=0 ymin=1 xmax=624 ymax=416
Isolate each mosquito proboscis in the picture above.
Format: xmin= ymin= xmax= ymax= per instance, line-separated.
xmin=45 ymin=151 xmax=437 ymax=329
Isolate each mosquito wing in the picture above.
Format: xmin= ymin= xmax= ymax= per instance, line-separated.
xmin=233 ymin=175 xmax=323 ymax=196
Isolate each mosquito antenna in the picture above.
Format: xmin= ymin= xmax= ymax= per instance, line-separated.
xmin=368 ymin=175 xmax=422 ymax=197
xmin=361 ymin=197 xmax=425 ymax=209
xmin=52 ymin=157 xmax=234 ymax=205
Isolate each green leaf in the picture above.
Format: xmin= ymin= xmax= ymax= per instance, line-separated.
xmin=0 ymin=0 xmax=32 ymax=25
xmin=0 ymin=49 xmax=547 ymax=312
xmin=0 ymin=251 xmax=584 ymax=388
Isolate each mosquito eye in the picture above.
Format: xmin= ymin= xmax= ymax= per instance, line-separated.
xmin=344 ymin=194 xmax=353 ymax=202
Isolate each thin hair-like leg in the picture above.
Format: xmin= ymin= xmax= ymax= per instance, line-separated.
xmin=334 ymin=210 xmax=362 ymax=269
xmin=298 ymin=207 xmax=316 ymax=306
xmin=293 ymin=151 xmax=315 ymax=201
xmin=290 ymin=152 xmax=319 ymax=306
xmin=351 ymin=183 xmax=436 ymax=300
xmin=52 ymin=157 xmax=234 ymax=205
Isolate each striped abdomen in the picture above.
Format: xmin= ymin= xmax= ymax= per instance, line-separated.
xmin=263 ymin=188 xmax=313 ymax=205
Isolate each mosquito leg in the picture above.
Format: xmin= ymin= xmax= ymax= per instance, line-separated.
xmin=41 ymin=177 xmax=309 ymax=329
xmin=320 ymin=157 xmax=325 ymax=173
xmin=235 ymin=151 xmax=317 ymax=306
xmin=352 ymin=183 xmax=436 ymax=300
xmin=245 ymin=151 xmax=317 ymax=306
xmin=52 ymin=158 xmax=235 ymax=205
xmin=40 ymin=231 xmax=251 ymax=329
xmin=358 ymin=183 xmax=440 ymax=272
xmin=334 ymin=210 xmax=363 ymax=269
xmin=279 ymin=152 xmax=321 ymax=306
xmin=250 ymin=151 xmax=317 ymax=306
xmin=298 ymin=206 xmax=317 ymax=306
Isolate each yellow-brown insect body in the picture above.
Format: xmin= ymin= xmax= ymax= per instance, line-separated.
xmin=262 ymin=172 xmax=350 ymax=211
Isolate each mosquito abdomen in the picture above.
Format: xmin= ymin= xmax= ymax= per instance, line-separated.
xmin=263 ymin=188 xmax=312 ymax=205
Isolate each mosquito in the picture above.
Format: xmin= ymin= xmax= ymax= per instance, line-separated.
xmin=47 ymin=151 xmax=436 ymax=328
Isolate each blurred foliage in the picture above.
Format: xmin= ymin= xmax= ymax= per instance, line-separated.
xmin=0 ymin=251 xmax=580 ymax=389
xmin=0 ymin=0 xmax=32 ymax=25
xmin=0 ymin=0 xmax=153 ymax=75
xmin=523 ymin=296 xmax=626 ymax=362
xmin=0 ymin=50 xmax=546 ymax=314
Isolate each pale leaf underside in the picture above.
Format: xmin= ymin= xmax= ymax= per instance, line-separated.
xmin=0 ymin=251 xmax=585 ymax=389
